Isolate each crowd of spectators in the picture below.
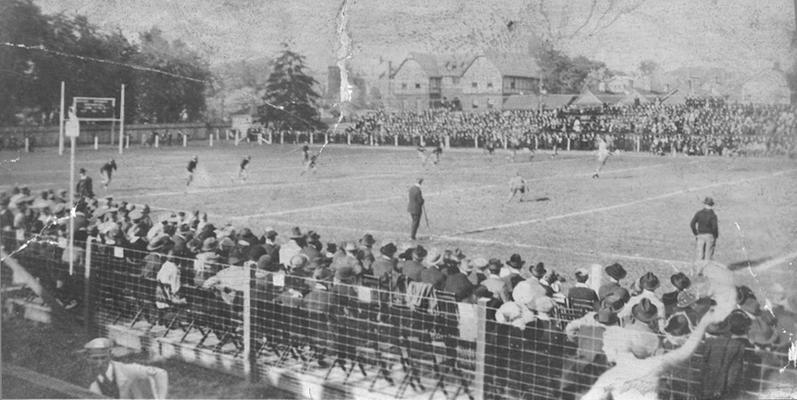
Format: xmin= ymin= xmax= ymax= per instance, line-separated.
xmin=343 ymin=99 xmax=797 ymax=157
xmin=2 ymin=186 xmax=796 ymax=399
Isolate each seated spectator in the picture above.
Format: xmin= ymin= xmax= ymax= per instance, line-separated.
xmin=466 ymin=257 xmax=489 ymax=286
xmin=598 ymin=263 xmax=630 ymax=306
xmin=483 ymin=259 xmax=512 ymax=303
xmin=330 ymin=241 xmax=362 ymax=285
xmin=357 ymin=233 xmax=376 ymax=274
xmin=400 ymin=245 xmax=426 ymax=283
xmin=442 ymin=262 xmax=473 ymax=302
xmin=279 ymin=227 xmax=304 ymax=266
xmin=500 ymin=253 xmax=527 ymax=281
xmin=193 ymin=237 xmax=220 ymax=286
xmin=662 ymin=272 xmax=690 ymax=316
xmin=567 ymin=267 xmax=599 ymax=310
xmin=369 ymin=241 xmax=397 ymax=284
xmin=420 ymin=247 xmax=446 ymax=290
xmin=562 ymin=294 xmax=623 ymax=398
xmin=618 ymin=272 xmax=665 ymax=327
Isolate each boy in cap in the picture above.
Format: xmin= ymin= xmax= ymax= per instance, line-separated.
xmin=83 ymin=337 xmax=168 ymax=399
xmin=690 ymin=196 xmax=718 ymax=260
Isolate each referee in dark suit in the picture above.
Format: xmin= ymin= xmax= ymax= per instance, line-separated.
xmin=407 ymin=178 xmax=424 ymax=240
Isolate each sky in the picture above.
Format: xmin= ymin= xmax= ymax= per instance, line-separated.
xmin=34 ymin=0 xmax=796 ymax=78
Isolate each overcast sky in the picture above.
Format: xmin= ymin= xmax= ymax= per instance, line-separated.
xmin=35 ymin=0 xmax=795 ymax=77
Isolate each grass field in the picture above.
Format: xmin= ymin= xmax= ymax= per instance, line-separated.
xmin=2 ymin=142 xmax=796 ymax=294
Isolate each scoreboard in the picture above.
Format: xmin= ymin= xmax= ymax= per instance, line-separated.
xmin=73 ymin=97 xmax=116 ymax=120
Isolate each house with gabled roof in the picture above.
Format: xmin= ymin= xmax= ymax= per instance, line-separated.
xmin=389 ymin=52 xmax=541 ymax=112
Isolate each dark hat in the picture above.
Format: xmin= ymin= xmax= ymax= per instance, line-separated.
xmin=670 ymin=272 xmax=691 ymax=291
xmin=631 ymin=298 xmax=659 ymax=322
xmin=639 ymin=272 xmax=660 ymax=291
xmin=473 ymin=286 xmax=494 ymax=299
xmin=264 ymin=227 xmax=278 ymax=239
xmin=530 ymin=262 xmax=546 ymax=278
xmin=289 ymin=226 xmax=304 ymax=239
xmin=594 ymin=307 xmax=619 ymax=325
xmin=506 ymin=254 xmax=525 ymax=268
xmin=726 ymin=310 xmax=752 ymax=336
xmin=664 ymin=313 xmax=692 ymax=337
xmin=703 ymin=197 xmax=714 ymax=206
xmin=380 ymin=242 xmax=397 ymax=257
xmin=359 ymin=233 xmax=375 ymax=246
xmin=307 ymin=230 xmax=321 ymax=241
xmin=601 ymin=292 xmax=625 ymax=312
xmin=413 ymin=245 xmax=427 ymax=259
xmin=605 ymin=263 xmax=626 ymax=281
xmin=79 ymin=168 xmax=86 ymax=174
xmin=574 ymin=268 xmax=589 ymax=283
xmin=488 ymin=258 xmax=503 ymax=268
xmin=256 ymin=254 xmax=272 ymax=270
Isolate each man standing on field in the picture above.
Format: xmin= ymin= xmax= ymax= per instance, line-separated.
xmin=690 ymin=197 xmax=718 ymax=260
xmin=408 ymin=178 xmax=424 ymax=240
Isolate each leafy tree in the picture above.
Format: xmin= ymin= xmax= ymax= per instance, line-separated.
xmin=258 ymin=44 xmax=325 ymax=130
xmin=538 ymin=46 xmax=606 ymax=93
xmin=638 ymin=59 xmax=660 ymax=76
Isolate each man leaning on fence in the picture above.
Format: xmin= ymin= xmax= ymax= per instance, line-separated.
xmin=83 ymin=338 xmax=168 ymax=399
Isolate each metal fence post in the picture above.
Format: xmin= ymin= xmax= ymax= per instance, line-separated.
xmin=243 ymin=265 xmax=258 ymax=383
xmin=474 ymin=136 xmax=479 ymax=149
xmin=394 ymin=135 xmax=398 ymax=147
xmin=347 ymin=133 xmax=351 ymax=145
xmin=473 ymin=298 xmax=488 ymax=400
xmin=636 ymin=135 xmax=641 ymax=152
xmin=567 ymin=137 xmax=571 ymax=151
xmin=83 ymin=237 xmax=94 ymax=337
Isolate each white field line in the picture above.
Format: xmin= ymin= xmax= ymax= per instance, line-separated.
xmin=118 ymin=154 xmax=589 ymax=200
xmin=453 ymin=168 xmax=797 ymax=236
xmin=735 ymin=250 xmax=797 ymax=276
xmin=231 ymin=218 xmax=692 ymax=267
xmin=230 ymin=161 xmax=679 ymax=218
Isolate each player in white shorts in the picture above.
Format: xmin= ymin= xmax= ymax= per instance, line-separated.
xmin=508 ymin=172 xmax=529 ymax=202
xmin=592 ymin=136 xmax=613 ymax=179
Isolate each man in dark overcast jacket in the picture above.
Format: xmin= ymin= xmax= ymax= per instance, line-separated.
xmin=690 ymin=197 xmax=718 ymax=260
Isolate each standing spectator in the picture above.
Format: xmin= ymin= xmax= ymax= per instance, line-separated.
xmin=261 ymin=228 xmax=280 ymax=266
xmin=691 ymin=197 xmax=718 ymax=260
xmin=407 ymin=178 xmax=424 ymax=240
xmin=699 ymin=310 xmax=752 ymax=400
xmin=77 ymin=168 xmax=94 ymax=199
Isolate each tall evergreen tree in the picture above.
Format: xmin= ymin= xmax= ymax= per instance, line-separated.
xmin=259 ymin=44 xmax=325 ymax=131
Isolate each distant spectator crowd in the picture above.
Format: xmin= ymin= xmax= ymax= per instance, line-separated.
xmin=343 ymin=98 xmax=797 ymax=157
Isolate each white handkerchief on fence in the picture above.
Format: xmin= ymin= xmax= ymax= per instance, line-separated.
xmin=57 ymin=237 xmax=68 ymax=249
xmin=357 ymin=286 xmax=372 ymax=303
xmin=15 ymin=230 xmax=25 ymax=241
xmin=272 ymin=273 xmax=285 ymax=287
xmin=457 ymin=303 xmax=478 ymax=341
xmin=113 ymin=246 xmax=124 ymax=258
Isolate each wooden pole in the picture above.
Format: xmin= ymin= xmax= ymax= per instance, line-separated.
xmin=59 ymin=82 xmax=65 ymax=156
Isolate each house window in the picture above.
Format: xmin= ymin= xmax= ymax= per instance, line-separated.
xmin=453 ymin=77 xmax=460 ymax=84
xmin=510 ymin=81 xmax=516 ymax=89
xmin=487 ymin=98 xmax=495 ymax=109
xmin=401 ymin=83 xmax=407 ymax=89
xmin=415 ymin=83 xmax=421 ymax=89
xmin=472 ymin=99 xmax=479 ymax=109
xmin=472 ymin=82 xmax=478 ymax=88
xmin=487 ymin=82 xmax=493 ymax=88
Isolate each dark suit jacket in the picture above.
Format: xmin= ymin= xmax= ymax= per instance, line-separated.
xmin=370 ymin=256 xmax=396 ymax=282
xmin=407 ymin=185 xmax=424 ymax=215
xmin=401 ymin=260 xmax=425 ymax=283
xmin=420 ymin=266 xmax=446 ymax=290
xmin=443 ymin=272 xmax=474 ymax=301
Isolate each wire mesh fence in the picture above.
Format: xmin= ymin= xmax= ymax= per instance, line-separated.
xmin=2 ymin=232 xmax=794 ymax=399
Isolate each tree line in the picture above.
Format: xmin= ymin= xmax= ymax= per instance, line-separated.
xmin=0 ymin=0 xmax=211 ymax=126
